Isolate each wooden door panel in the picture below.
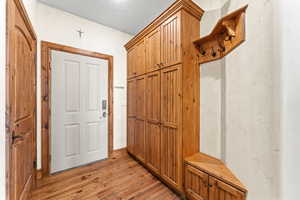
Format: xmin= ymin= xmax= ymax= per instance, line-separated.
xmin=146 ymin=28 xmax=161 ymax=72
xmin=127 ymin=79 xmax=136 ymax=117
xmin=11 ymin=132 xmax=33 ymax=200
xmin=185 ymin=165 xmax=209 ymax=200
xmin=146 ymin=71 xmax=160 ymax=123
xmin=136 ymin=40 xmax=146 ymax=76
xmin=135 ymin=76 xmax=146 ymax=161
xmin=136 ymin=76 xmax=146 ymax=119
xmin=145 ymin=71 xmax=161 ymax=173
xmin=14 ymin=31 xmax=35 ymax=121
xmin=127 ymin=48 xmax=136 ymax=78
xmin=135 ymin=119 xmax=145 ymax=161
xmin=127 ymin=118 xmax=135 ymax=155
xmin=209 ymin=177 xmax=245 ymax=200
xmin=160 ymin=65 xmax=182 ymax=189
xmin=161 ymin=12 xmax=181 ymax=68
xmin=161 ymin=65 xmax=181 ymax=126
xmin=161 ymin=126 xmax=180 ymax=187
xmin=7 ymin=0 xmax=37 ymax=199
xmin=146 ymin=123 xmax=160 ymax=173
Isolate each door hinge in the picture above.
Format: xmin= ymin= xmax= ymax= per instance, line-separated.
xmin=33 ymin=160 xmax=37 ymax=168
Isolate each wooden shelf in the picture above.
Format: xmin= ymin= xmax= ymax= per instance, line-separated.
xmin=185 ymin=152 xmax=247 ymax=193
xmin=194 ymin=5 xmax=248 ymax=64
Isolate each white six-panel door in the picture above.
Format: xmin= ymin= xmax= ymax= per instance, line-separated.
xmin=51 ymin=50 xmax=108 ymax=174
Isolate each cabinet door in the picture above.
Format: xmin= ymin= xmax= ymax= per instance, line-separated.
xmin=161 ymin=12 xmax=181 ymax=68
xmin=209 ymin=177 xmax=245 ymax=200
xmin=127 ymin=118 xmax=135 ymax=155
xmin=127 ymin=79 xmax=136 ymax=118
xmin=136 ymin=39 xmax=146 ymax=76
xmin=146 ymin=71 xmax=161 ymax=174
xmin=127 ymin=47 xmax=137 ymax=78
xmin=185 ymin=165 xmax=209 ymax=200
xmin=135 ymin=76 xmax=146 ymax=162
xmin=160 ymin=64 xmax=182 ymax=189
xmin=127 ymin=79 xmax=136 ymax=155
xmin=146 ymin=28 xmax=161 ymax=72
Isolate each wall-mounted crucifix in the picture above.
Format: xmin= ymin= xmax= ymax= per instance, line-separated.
xmin=77 ymin=29 xmax=84 ymax=38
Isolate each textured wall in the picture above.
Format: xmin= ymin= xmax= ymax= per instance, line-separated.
xmin=199 ymin=8 xmax=224 ymax=160
xmin=194 ymin=0 xmax=280 ymax=199
xmin=278 ymin=0 xmax=300 ymax=199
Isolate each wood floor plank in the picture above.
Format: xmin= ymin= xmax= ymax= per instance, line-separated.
xmin=31 ymin=149 xmax=180 ymax=200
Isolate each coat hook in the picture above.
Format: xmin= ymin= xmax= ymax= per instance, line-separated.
xmin=211 ymin=47 xmax=217 ymax=57
xmin=218 ymin=42 xmax=226 ymax=52
xmin=200 ymin=47 xmax=206 ymax=56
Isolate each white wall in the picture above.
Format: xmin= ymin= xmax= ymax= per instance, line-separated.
xmin=194 ymin=0 xmax=281 ymax=200
xmin=22 ymin=0 xmax=132 ymax=169
xmin=278 ymin=0 xmax=300 ymax=199
xmin=199 ymin=8 xmax=224 ymax=160
xmin=0 ymin=0 xmax=7 ymax=199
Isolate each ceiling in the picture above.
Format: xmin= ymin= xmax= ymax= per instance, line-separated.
xmin=38 ymin=0 xmax=177 ymax=35
xmin=38 ymin=0 xmax=228 ymax=35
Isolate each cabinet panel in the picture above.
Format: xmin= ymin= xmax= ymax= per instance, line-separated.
xmin=146 ymin=71 xmax=161 ymax=173
xmin=160 ymin=65 xmax=182 ymax=189
xmin=135 ymin=119 xmax=145 ymax=162
xmin=209 ymin=177 xmax=245 ymax=200
xmin=127 ymin=117 xmax=135 ymax=155
xmin=127 ymin=79 xmax=136 ymax=117
xmin=146 ymin=72 xmax=161 ymax=123
xmin=136 ymin=40 xmax=146 ymax=76
xmin=127 ymin=48 xmax=136 ymax=78
xmin=146 ymin=28 xmax=161 ymax=72
xmin=136 ymin=76 xmax=146 ymax=119
xmin=185 ymin=165 xmax=209 ymax=200
xmin=161 ymin=12 xmax=181 ymax=68
xmin=135 ymin=76 xmax=146 ymax=162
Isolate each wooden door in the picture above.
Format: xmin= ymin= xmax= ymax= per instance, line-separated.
xmin=7 ymin=0 xmax=37 ymax=199
xmin=185 ymin=165 xmax=209 ymax=200
xmin=161 ymin=12 xmax=181 ymax=68
xmin=209 ymin=177 xmax=245 ymax=200
xmin=127 ymin=79 xmax=136 ymax=155
xmin=160 ymin=64 xmax=182 ymax=189
xmin=127 ymin=47 xmax=136 ymax=79
xmin=135 ymin=39 xmax=146 ymax=76
xmin=146 ymin=27 xmax=161 ymax=72
xmin=135 ymin=76 xmax=146 ymax=162
xmin=145 ymin=71 xmax=161 ymax=174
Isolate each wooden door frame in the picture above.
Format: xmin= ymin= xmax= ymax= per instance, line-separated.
xmin=41 ymin=41 xmax=114 ymax=177
xmin=5 ymin=0 xmax=37 ymax=198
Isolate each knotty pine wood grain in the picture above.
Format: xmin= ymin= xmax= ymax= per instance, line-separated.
xmin=31 ymin=149 xmax=180 ymax=200
xmin=185 ymin=152 xmax=247 ymax=193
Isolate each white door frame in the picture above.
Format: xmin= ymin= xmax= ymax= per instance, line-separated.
xmin=40 ymin=41 xmax=114 ymax=178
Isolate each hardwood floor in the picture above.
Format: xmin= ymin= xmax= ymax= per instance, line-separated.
xmin=31 ymin=149 xmax=180 ymax=200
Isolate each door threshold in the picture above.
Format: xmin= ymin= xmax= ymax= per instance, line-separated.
xmin=50 ymin=157 xmax=109 ymax=176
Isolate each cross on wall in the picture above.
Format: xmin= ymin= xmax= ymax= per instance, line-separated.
xmin=77 ymin=29 xmax=84 ymax=38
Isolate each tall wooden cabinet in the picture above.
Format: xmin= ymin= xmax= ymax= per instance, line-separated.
xmin=126 ymin=0 xmax=204 ymax=194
